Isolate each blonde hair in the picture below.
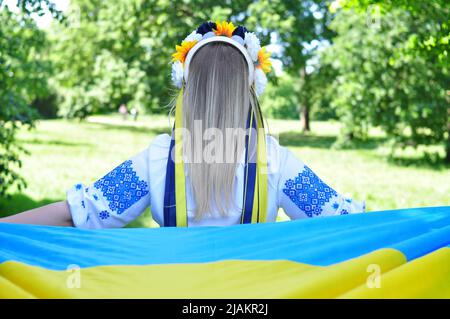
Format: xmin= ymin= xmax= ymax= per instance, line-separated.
xmin=171 ymin=42 xmax=262 ymax=220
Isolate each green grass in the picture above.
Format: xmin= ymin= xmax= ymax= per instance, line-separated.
xmin=1 ymin=114 xmax=449 ymax=227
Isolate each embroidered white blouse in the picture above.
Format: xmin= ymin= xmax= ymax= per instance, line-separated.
xmin=67 ymin=133 xmax=365 ymax=228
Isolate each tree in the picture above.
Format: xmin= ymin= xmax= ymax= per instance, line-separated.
xmin=339 ymin=0 xmax=450 ymax=161
xmin=260 ymin=74 xmax=299 ymax=119
xmin=321 ymin=4 xmax=449 ymax=161
xmin=0 ymin=0 xmax=59 ymax=195
xmin=246 ymin=0 xmax=335 ymax=132
xmin=47 ymin=0 xmax=334 ymax=132
xmin=49 ymin=0 xmax=258 ymax=118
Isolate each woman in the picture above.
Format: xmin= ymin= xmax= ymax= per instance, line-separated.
xmin=0 ymin=21 xmax=365 ymax=228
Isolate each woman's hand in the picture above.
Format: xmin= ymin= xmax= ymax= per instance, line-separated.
xmin=0 ymin=201 xmax=74 ymax=226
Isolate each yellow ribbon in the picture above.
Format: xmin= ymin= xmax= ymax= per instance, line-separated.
xmin=257 ymin=109 xmax=268 ymax=223
xmin=174 ymin=88 xmax=188 ymax=227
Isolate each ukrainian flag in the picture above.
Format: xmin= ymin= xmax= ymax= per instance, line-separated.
xmin=1 ymin=207 xmax=449 ymax=298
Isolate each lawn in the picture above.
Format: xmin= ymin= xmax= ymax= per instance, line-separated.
xmin=1 ymin=114 xmax=449 ymax=227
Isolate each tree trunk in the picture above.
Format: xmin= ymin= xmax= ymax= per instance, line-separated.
xmin=446 ymin=137 xmax=450 ymax=164
xmin=300 ymin=102 xmax=310 ymax=132
xmin=298 ymin=67 xmax=311 ymax=132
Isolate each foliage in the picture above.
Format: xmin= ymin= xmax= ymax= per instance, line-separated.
xmin=0 ymin=4 xmax=54 ymax=196
xmin=246 ymin=0 xmax=335 ymax=130
xmin=49 ymin=0 xmax=260 ymax=118
xmin=48 ymin=0 xmax=332 ymax=122
xmin=260 ymin=74 xmax=299 ymax=119
xmin=340 ymin=0 xmax=448 ymax=66
xmin=260 ymin=70 xmax=336 ymax=121
xmin=320 ymin=5 xmax=449 ymax=158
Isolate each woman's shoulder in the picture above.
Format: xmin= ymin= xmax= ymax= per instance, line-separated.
xmin=265 ymin=135 xmax=290 ymax=175
xmin=146 ymin=133 xmax=171 ymax=161
xmin=150 ymin=133 xmax=171 ymax=147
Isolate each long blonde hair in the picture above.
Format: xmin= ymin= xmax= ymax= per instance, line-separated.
xmin=171 ymin=42 xmax=262 ymax=220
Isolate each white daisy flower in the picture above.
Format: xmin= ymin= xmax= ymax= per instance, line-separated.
xmin=254 ymin=68 xmax=267 ymax=96
xmin=244 ymin=32 xmax=261 ymax=62
xmin=231 ymin=35 xmax=245 ymax=46
xmin=202 ymin=31 xmax=215 ymax=40
xmin=171 ymin=61 xmax=184 ymax=88
xmin=183 ymin=31 xmax=202 ymax=43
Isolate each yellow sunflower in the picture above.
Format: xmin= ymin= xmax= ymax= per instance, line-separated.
xmin=256 ymin=47 xmax=272 ymax=74
xmin=213 ymin=21 xmax=236 ymax=38
xmin=172 ymin=40 xmax=198 ymax=64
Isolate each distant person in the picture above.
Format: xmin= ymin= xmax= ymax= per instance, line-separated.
xmin=119 ymin=104 xmax=128 ymax=120
xmin=0 ymin=21 xmax=365 ymax=227
xmin=130 ymin=107 xmax=139 ymax=121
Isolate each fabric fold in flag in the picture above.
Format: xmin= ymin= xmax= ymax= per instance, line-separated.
xmin=1 ymin=206 xmax=449 ymax=298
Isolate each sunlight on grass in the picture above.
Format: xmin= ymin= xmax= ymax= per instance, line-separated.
xmin=1 ymin=115 xmax=448 ymax=227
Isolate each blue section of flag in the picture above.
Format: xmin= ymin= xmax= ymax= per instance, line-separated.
xmin=0 ymin=206 xmax=449 ymax=271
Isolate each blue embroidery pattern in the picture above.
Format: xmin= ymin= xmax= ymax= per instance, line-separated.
xmin=340 ymin=209 xmax=349 ymax=215
xmin=94 ymin=160 xmax=149 ymax=215
xmin=283 ymin=165 xmax=337 ymax=217
xmin=75 ymin=184 xmax=82 ymax=190
xmin=99 ymin=210 xmax=110 ymax=220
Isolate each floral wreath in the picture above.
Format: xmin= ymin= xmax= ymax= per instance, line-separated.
xmin=171 ymin=21 xmax=272 ymax=96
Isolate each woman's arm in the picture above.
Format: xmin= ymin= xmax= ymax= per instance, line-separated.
xmin=0 ymin=201 xmax=74 ymax=226
xmin=0 ymin=146 xmax=152 ymax=229
xmin=276 ymin=143 xmax=365 ymax=219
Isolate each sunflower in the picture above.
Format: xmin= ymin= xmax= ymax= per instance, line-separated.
xmin=172 ymin=40 xmax=198 ymax=64
xmin=213 ymin=21 xmax=236 ymax=38
xmin=256 ymin=47 xmax=272 ymax=74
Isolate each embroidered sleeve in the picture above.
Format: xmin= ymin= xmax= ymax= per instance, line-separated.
xmin=277 ymin=146 xmax=365 ymax=219
xmin=66 ymin=148 xmax=151 ymax=229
